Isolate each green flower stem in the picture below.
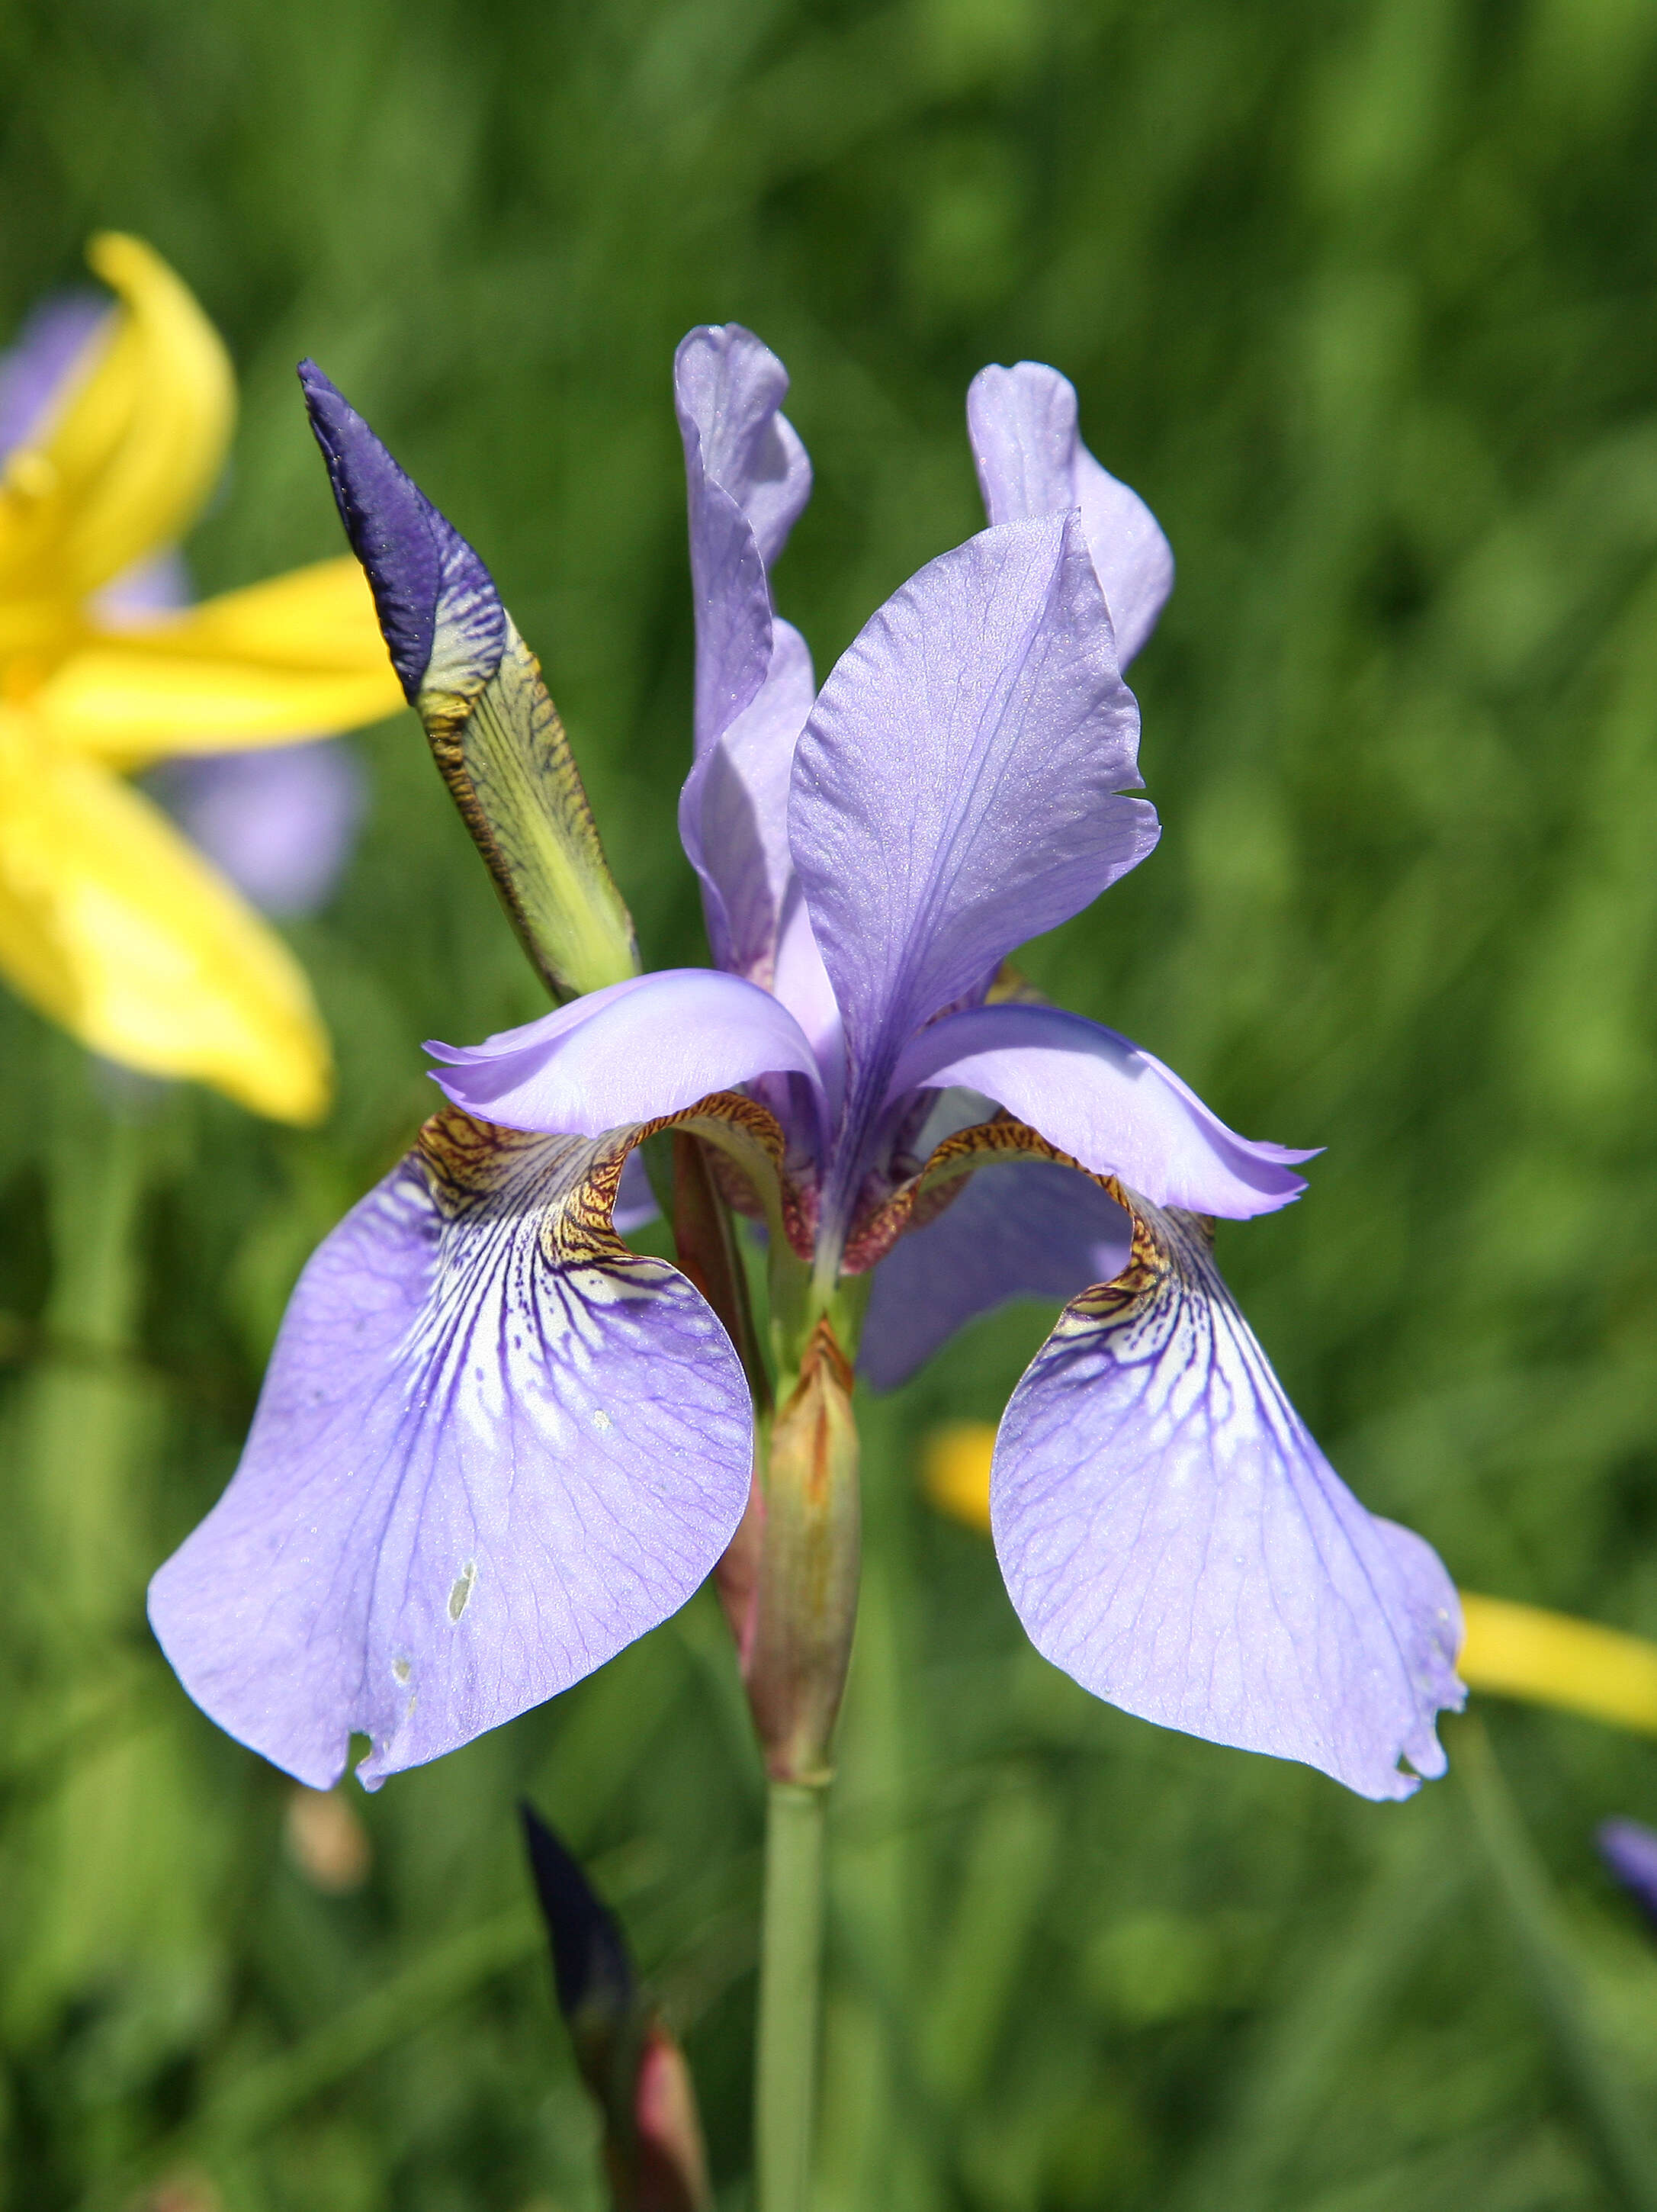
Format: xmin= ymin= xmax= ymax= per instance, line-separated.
xmin=33 ymin=1100 xmax=149 ymax=1650
xmin=756 ymin=1777 xmax=828 ymax=2212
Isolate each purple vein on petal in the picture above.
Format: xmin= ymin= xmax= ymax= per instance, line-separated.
xmin=147 ymin=1117 xmax=753 ymax=1789
xmin=790 ymin=515 xmax=1157 ymax=1120
xmin=991 ymin=1198 xmax=1463 ymax=1800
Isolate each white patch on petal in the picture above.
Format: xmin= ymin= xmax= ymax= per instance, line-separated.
xmin=447 ymin=1561 xmax=477 ymax=1623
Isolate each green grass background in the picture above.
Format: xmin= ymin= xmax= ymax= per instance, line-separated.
xmin=5 ymin=0 xmax=1657 ymax=2204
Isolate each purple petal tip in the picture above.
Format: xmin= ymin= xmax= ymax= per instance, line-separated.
xmin=1599 ymin=1816 xmax=1657 ymax=1928
xmin=298 ymin=359 xmax=500 ymax=701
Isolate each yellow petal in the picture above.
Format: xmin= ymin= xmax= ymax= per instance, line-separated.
xmin=38 ymin=559 xmax=405 ymax=766
xmin=119 ymin=555 xmax=400 ymax=670
xmin=1458 ymin=1593 xmax=1657 ymax=1735
xmin=920 ymin=1421 xmax=996 ymax=1533
xmin=0 ymin=234 xmax=234 ymax=603
xmin=0 ymin=709 xmax=330 ymax=1123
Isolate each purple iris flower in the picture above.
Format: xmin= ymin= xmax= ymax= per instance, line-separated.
xmin=0 ymin=292 xmax=110 ymax=452
xmin=1599 ymin=1818 xmax=1657 ymax=1931
xmin=149 ymin=740 xmax=368 ymax=918
xmin=149 ymin=331 xmax=1464 ymax=1800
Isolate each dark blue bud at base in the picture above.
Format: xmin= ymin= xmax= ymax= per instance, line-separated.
xmin=519 ymin=1799 xmax=635 ymax=2029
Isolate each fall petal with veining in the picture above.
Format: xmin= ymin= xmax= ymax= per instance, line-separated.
xmin=991 ymin=1196 xmax=1464 ymax=1799
xmin=149 ymin=1113 xmax=753 ymax=1786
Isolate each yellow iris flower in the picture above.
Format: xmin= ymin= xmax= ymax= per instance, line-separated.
xmin=0 ymin=234 xmax=403 ymax=1123
xmin=920 ymin=1420 xmax=1657 ymax=1738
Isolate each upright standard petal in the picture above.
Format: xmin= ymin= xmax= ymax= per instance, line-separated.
xmin=675 ymin=327 xmax=814 ymax=980
xmin=790 ymin=516 xmax=1157 ymax=1095
xmin=148 ymin=1110 xmax=755 ymax=1788
xmin=859 ymin=1158 xmax=1131 ymax=1391
xmin=678 ymin=619 xmax=814 ymax=982
xmin=427 ymin=967 xmax=824 ymax=1137
xmin=302 ymin=365 xmax=637 ymax=1002
xmin=992 ymin=1194 xmax=1464 ymax=1800
xmin=675 ymin=325 xmax=811 ymax=584
xmin=968 ymin=362 xmax=1174 ymax=667
xmin=889 ymin=1002 xmax=1313 ymax=1219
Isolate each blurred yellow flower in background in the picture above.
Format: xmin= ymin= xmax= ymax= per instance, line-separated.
xmin=922 ymin=1419 xmax=1657 ymax=1738
xmin=0 ymin=233 xmax=402 ymax=1122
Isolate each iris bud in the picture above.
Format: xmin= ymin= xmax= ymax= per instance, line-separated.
xmin=743 ymin=1321 xmax=861 ymax=1786
xmin=301 ymin=363 xmax=638 ymax=1005
xmin=520 ymin=1804 xmax=712 ymax=2212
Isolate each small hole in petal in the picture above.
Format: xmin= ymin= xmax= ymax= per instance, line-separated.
xmin=592 ymin=1409 xmax=612 ymax=1432
xmin=448 ymin=1561 xmax=477 ymax=1622
xmin=392 ymin=1657 xmax=411 ymax=1684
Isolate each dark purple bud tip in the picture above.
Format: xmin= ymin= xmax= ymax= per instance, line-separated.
xmin=519 ymin=1800 xmax=635 ymax=2028
xmin=298 ymin=361 xmax=501 ymax=703
xmin=1598 ymin=1816 xmax=1657 ymax=1933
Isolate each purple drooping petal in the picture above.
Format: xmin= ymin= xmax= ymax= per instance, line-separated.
xmin=968 ymin=362 xmax=1174 ymax=668
xmin=426 ymin=968 xmax=824 ymax=1138
xmin=152 ymin=740 xmax=368 ymax=917
xmin=859 ymin=1159 xmax=1131 ymax=1390
xmin=148 ymin=1119 xmax=753 ymax=1787
xmin=889 ymin=1003 xmax=1315 ymax=1220
xmin=1599 ymin=1818 xmax=1657 ymax=1931
xmin=791 ymin=516 xmax=1158 ymax=1102
xmin=679 ymin=619 xmax=815 ymax=981
xmin=0 ymin=293 xmax=109 ymax=458
xmin=300 ymin=362 xmax=502 ymax=703
xmin=992 ymin=1201 xmax=1464 ymax=1799
xmin=676 ymin=328 xmax=815 ymax=982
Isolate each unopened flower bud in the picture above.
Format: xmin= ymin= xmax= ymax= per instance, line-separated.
xmin=743 ymin=1320 xmax=860 ymax=1785
xmin=520 ymin=1804 xmax=711 ymax=2212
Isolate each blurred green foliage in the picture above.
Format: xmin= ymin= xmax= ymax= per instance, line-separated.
xmin=5 ymin=0 xmax=1657 ymax=2204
